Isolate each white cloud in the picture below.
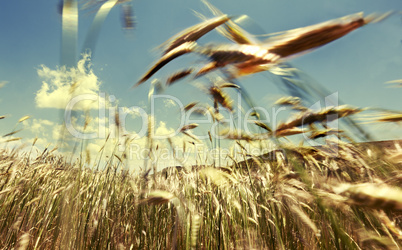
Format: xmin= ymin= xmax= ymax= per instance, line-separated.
xmin=120 ymin=106 xmax=144 ymax=119
xmin=51 ymin=124 xmax=66 ymax=141
xmin=35 ymin=54 xmax=106 ymax=110
xmin=25 ymin=119 xmax=55 ymax=135
xmin=155 ymin=121 xmax=176 ymax=137
xmin=163 ymin=99 xmax=177 ymax=108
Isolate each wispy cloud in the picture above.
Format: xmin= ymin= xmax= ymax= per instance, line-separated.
xmin=0 ymin=81 xmax=8 ymax=89
xmin=35 ymin=54 xmax=106 ymax=110
xmin=163 ymin=99 xmax=178 ymax=108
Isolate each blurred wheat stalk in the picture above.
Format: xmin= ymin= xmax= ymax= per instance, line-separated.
xmin=1 ymin=1 xmax=401 ymax=249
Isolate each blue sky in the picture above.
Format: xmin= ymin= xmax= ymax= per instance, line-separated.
xmin=1 ymin=0 xmax=401 ymax=169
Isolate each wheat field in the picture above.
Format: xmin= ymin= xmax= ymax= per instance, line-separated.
xmin=1 ymin=1 xmax=402 ymax=249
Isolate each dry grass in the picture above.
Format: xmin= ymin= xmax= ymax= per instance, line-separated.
xmin=1 ymin=2 xmax=401 ymax=249
xmin=0 ymin=132 xmax=401 ymax=249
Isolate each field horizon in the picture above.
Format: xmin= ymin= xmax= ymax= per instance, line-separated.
xmin=1 ymin=0 xmax=401 ymax=249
